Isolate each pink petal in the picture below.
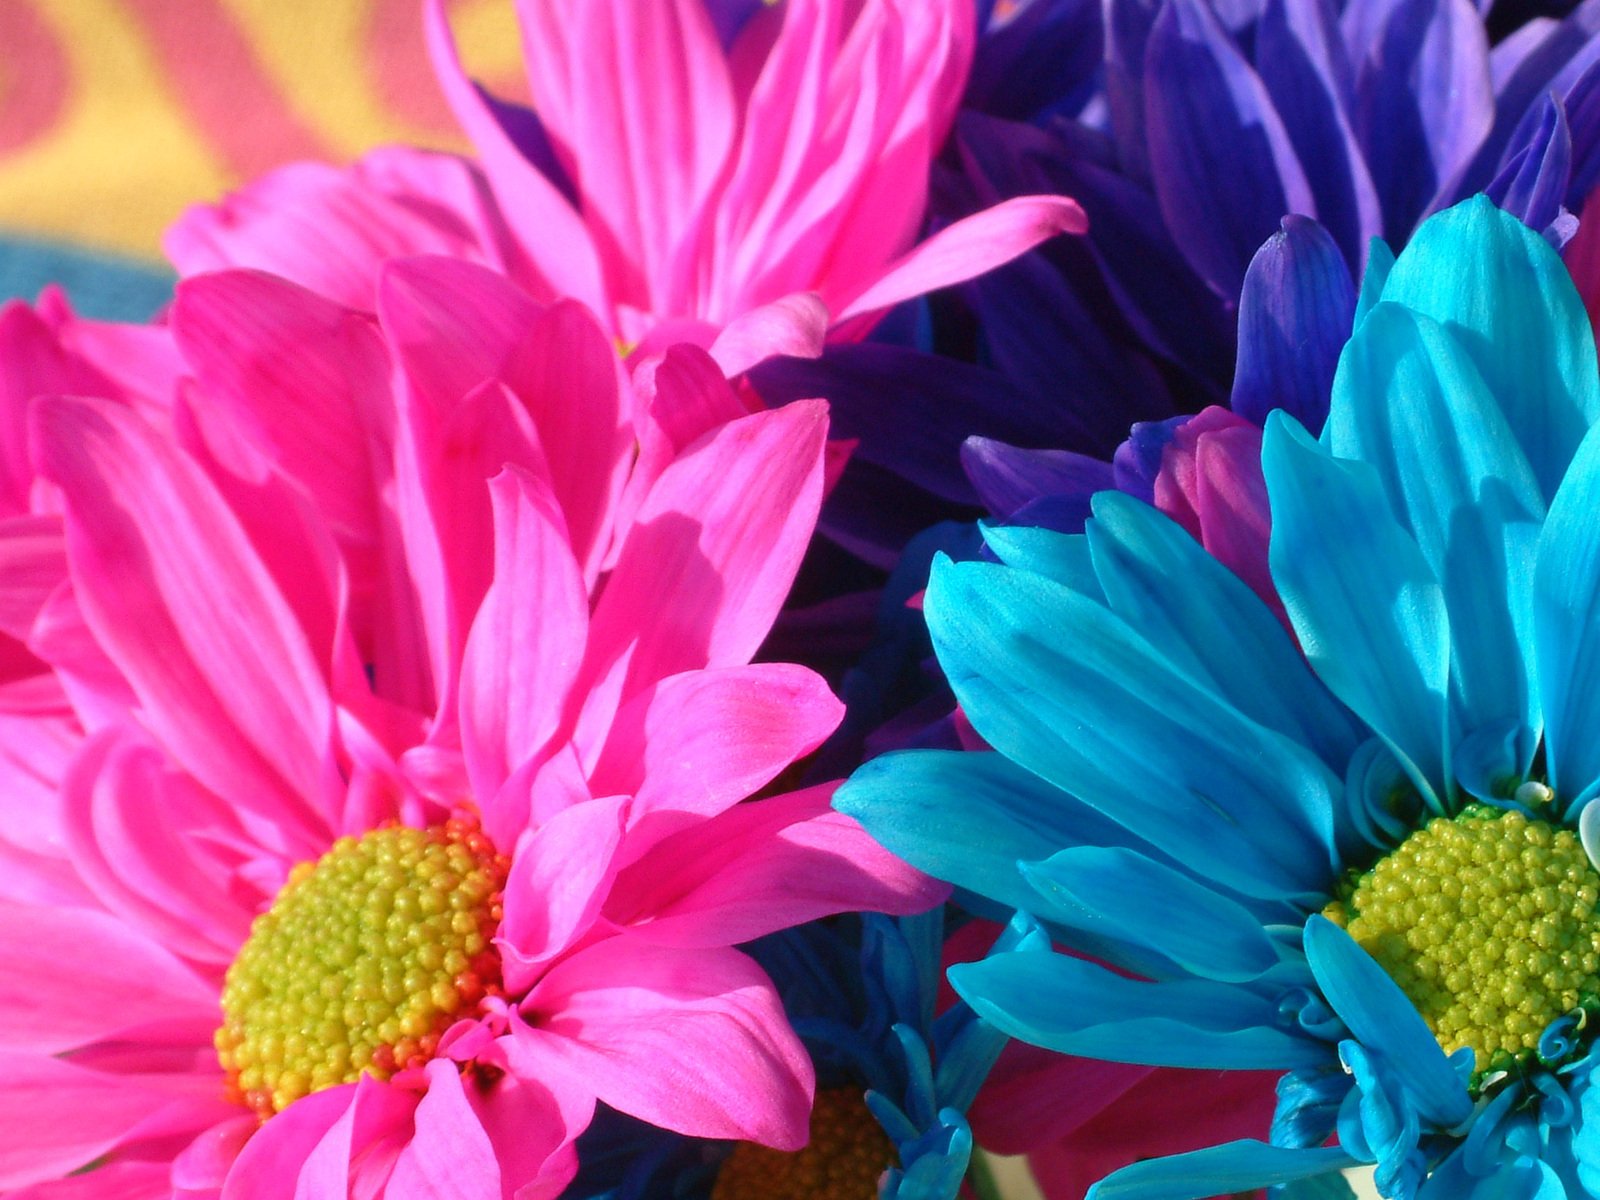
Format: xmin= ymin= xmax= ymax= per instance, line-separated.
xmin=464 ymin=1069 xmax=587 ymax=1200
xmin=0 ymin=899 xmax=216 ymax=1054
xmin=576 ymin=399 xmax=828 ymax=741
xmin=498 ymin=796 xmax=628 ymax=992
xmin=423 ymin=0 xmax=608 ymax=316
xmin=0 ymin=1054 xmax=227 ymax=1189
xmin=587 ymin=663 xmax=843 ymax=825
xmin=515 ymin=941 xmax=813 ymax=1148
xmin=459 ymin=467 xmax=588 ymax=804
xmin=833 ymin=195 xmax=1087 ymax=323
xmin=707 ymin=292 xmax=830 ymax=377
xmin=223 ymin=1077 xmax=412 ymax=1200
xmin=0 ymin=515 xmax=66 ymax=645
xmin=606 ymin=783 xmax=948 ymax=947
xmin=384 ymin=1061 xmax=503 ymax=1199
xmin=32 ymin=397 xmax=338 ymax=850
xmin=5 ymin=1160 xmax=172 ymax=1200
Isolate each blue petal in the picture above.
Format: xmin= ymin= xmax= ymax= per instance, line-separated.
xmin=1230 ymin=215 xmax=1358 ymax=433
xmin=1104 ymin=0 xmax=1162 ymax=180
xmin=1335 ymin=1041 xmax=1424 ymax=1196
xmin=1142 ymin=0 xmax=1315 ymax=298
xmin=980 ymin=522 xmax=1105 ymax=598
xmin=1376 ymin=195 xmax=1600 ymax=501
xmin=1303 ymin=916 xmax=1474 ymax=1127
xmin=1271 ymin=1174 xmax=1358 ymax=1199
xmin=1534 ymin=422 xmax=1600 ymax=809
xmin=925 ymin=556 xmax=1342 ymax=903
xmin=1021 ymin=845 xmax=1281 ymax=982
xmin=1353 ymin=236 xmax=1396 ymax=328
xmin=1255 ymin=0 xmax=1383 ymax=265
xmin=948 ymin=950 xmax=1328 ymax=1070
xmin=1087 ymin=489 xmax=1366 ymax=775
xmin=1323 ymin=301 xmax=1544 ymax=770
xmin=1086 ymin=1141 xmax=1356 ymax=1199
xmin=1263 ymin=413 xmax=1452 ymax=808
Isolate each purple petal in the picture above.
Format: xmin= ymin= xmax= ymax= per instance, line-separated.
xmin=961 ymin=437 xmax=1117 ymax=519
xmin=969 ymin=0 xmax=1104 ymax=121
xmin=1143 ymin=0 xmax=1317 ymax=299
xmin=1230 ymin=215 xmax=1357 ymax=432
xmin=1487 ymin=93 xmax=1573 ymax=236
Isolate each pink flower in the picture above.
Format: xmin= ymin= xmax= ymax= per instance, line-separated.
xmin=0 ymin=262 xmax=943 ymax=1197
xmin=166 ymin=0 xmax=1084 ymax=357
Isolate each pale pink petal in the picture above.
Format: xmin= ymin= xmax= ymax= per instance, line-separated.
xmin=460 ymin=466 xmax=586 ymax=803
xmin=0 ymin=1055 xmax=228 ymax=1189
xmin=498 ymin=795 xmax=628 ymax=991
xmin=514 ymin=941 xmax=813 ymax=1149
xmin=833 ymin=195 xmax=1087 ymax=322
xmin=607 ymin=783 xmax=948 ymax=946
xmin=587 ymin=663 xmax=842 ymax=825
xmin=423 ymin=0 xmax=608 ymax=315
xmin=576 ymin=399 xmax=828 ymax=743
xmin=707 ymin=292 xmax=830 ymax=377
xmin=32 ymin=397 xmax=338 ymax=849
xmin=0 ymin=899 xmax=215 ymax=1054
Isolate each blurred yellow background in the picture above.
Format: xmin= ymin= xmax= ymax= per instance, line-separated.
xmin=0 ymin=0 xmax=523 ymax=262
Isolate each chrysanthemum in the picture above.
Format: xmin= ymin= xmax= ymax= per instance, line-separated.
xmin=839 ymin=194 xmax=1600 ymax=1197
xmin=0 ymin=261 xmax=942 ymax=1196
xmin=164 ymin=0 xmax=1083 ymax=357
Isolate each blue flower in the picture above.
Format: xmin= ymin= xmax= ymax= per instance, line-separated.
xmin=837 ymin=194 xmax=1600 ymax=1197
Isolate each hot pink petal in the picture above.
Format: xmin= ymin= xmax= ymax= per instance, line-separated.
xmin=460 ymin=466 xmax=587 ymax=804
xmin=606 ymin=783 xmax=948 ymax=947
xmin=587 ymin=663 xmax=843 ymax=824
xmin=514 ymin=940 xmax=813 ymax=1149
xmin=576 ymin=399 xmax=828 ymax=743
xmin=423 ymin=0 xmax=608 ymax=315
xmin=0 ymin=899 xmax=216 ymax=1055
xmin=706 ymin=292 xmax=831 ymax=377
xmin=32 ymin=397 xmax=338 ymax=852
xmin=498 ymin=795 xmax=628 ymax=992
xmin=384 ymin=1062 xmax=505 ymax=1199
xmin=5 ymin=1160 xmax=173 ymax=1199
xmin=0 ymin=515 xmax=66 ymax=646
xmin=832 ymin=195 xmax=1088 ymax=323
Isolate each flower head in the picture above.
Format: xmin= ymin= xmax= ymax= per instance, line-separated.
xmin=838 ymin=194 xmax=1600 ymax=1196
xmin=0 ymin=260 xmax=942 ymax=1195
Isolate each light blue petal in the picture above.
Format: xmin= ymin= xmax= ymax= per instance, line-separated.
xmin=979 ymin=521 xmax=1104 ymax=600
xmin=1087 ymin=489 xmax=1366 ymax=775
xmin=1263 ymin=412 xmax=1452 ymax=810
xmin=1086 ymin=1142 xmax=1356 ymax=1200
xmin=1324 ymin=301 xmax=1544 ymax=767
xmin=1535 ymin=423 xmax=1600 ymax=809
xmin=1377 ymin=195 xmax=1600 ymax=501
xmin=1354 ymin=236 xmax=1396 ymax=329
xmin=1020 ymin=845 xmax=1280 ymax=983
xmin=947 ymin=950 xmax=1326 ymax=1070
xmin=925 ymin=556 xmax=1342 ymax=904
xmin=1303 ymin=916 xmax=1473 ymax=1128
xmin=1271 ymin=1174 xmax=1357 ymax=1199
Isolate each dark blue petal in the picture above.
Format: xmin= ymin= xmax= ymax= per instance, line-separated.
xmin=1488 ymin=94 xmax=1574 ymax=235
xmin=1263 ymin=414 xmax=1452 ymax=807
xmin=1230 ymin=215 xmax=1357 ymax=431
xmin=1143 ymin=0 xmax=1316 ymax=299
xmin=1562 ymin=56 xmax=1600 ymax=209
xmin=1106 ymin=0 xmax=1164 ymax=180
xmin=1348 ymin=0 xmax=1492 ymax=235
xmin=948 ymin=951 xmax=1328 ymax=1069
xmin=1303 ymin=916 xmax=1474 ymax=1127
xmin=1085 ymin=1141 xmax=1356 ymax=1199
xmin=1255 ymin=0 xmax=1383 ymax=264
xmin=968 ymin=0 xmax=1104 ymax=121
xmin=961 ymin=437 xmax=1115 ymax=519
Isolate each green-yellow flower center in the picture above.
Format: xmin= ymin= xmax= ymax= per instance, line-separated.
xmin=711 ymin=1088 xmax=895 ymax=1200
xmin=1323 ymin=803 xmax=1600 ymax=1080
xmin=216 ymin=819 xmax=509 ymax=1117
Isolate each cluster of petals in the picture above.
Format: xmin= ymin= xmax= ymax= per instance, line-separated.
xmin=0 ymin=256 xmax=943 ymax=1198
xmin=840 ymin=195 xmax=1600 ymax=1197
xmin=164 ymin=0 xmax=1085 ymax=359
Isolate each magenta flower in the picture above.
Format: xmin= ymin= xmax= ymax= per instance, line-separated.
xmin=165 ymin=0 xmax=1083 ymax=356
xmin=0 ymin=263 xmax=941 ymax=1197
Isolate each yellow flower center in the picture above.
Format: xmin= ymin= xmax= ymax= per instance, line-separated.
xmin=711 ymin=1087 xmax=896 ymax=1200
xmin=216 ymin=819 xmax=508 ymax=1116
xmin=1324 ymin=803 xmax=1600 ymax=1080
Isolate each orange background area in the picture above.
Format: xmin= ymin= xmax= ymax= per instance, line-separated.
xmin=0 ymin=0 xmax=527 ymax=261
